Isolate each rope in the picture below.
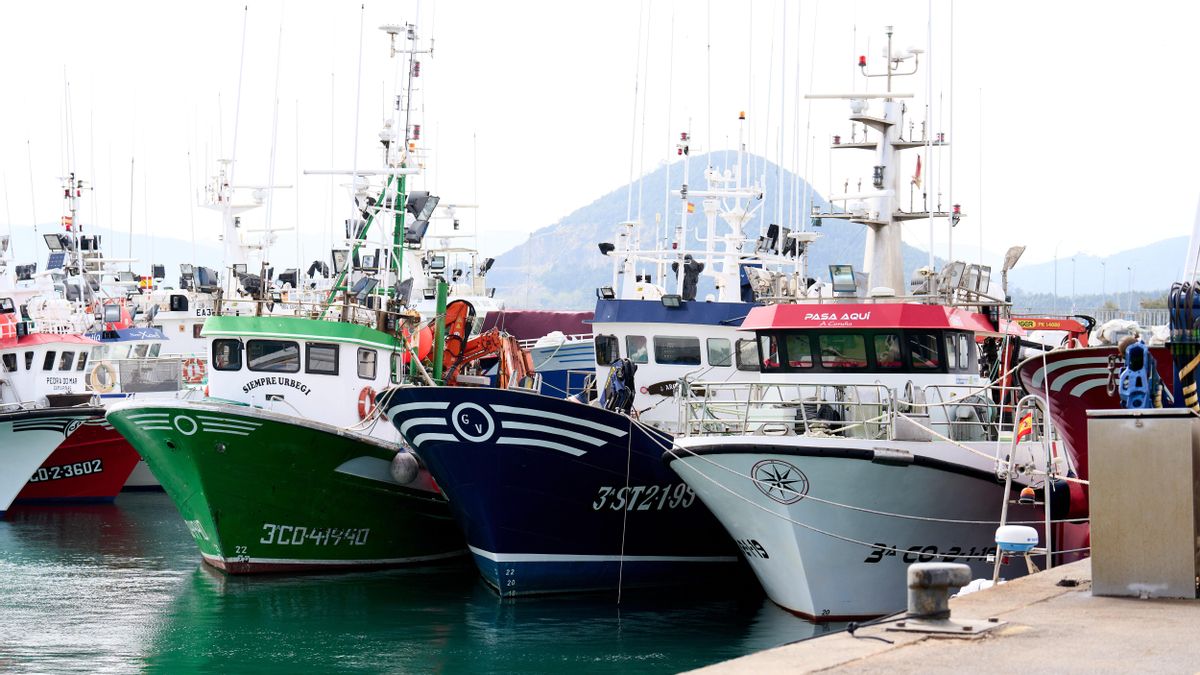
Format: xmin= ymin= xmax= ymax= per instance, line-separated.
xmin=644 ymin=420 xmax=1087 ymax=526
xmin=616 ymin=415 xmax=634 ymax=604
xmin=665 ymin=435 xmax=1090 ymax=561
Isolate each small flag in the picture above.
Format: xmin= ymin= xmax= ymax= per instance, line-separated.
xmin=686 ymin=202 xmax=695 ymax=214
xmin=1015 ymin=413 xmax=1034 ymax=442
xmin=911 ymin=155 xmax=922 ymax=189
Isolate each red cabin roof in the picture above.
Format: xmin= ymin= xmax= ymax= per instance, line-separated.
xmin=3 ymin=333 xmax=101 ymax=350
xmin=741 ymin=302 xmax=1023 ymax=336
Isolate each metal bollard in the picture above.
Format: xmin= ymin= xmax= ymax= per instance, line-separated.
xmin=907 ymin=562 xmax=972 ymax=620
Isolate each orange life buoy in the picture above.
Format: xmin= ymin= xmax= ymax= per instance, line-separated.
xmin=182 ymin=358 xmax=206 ymax=384
xmin=357 ymin=386 xmax=377 ymax=420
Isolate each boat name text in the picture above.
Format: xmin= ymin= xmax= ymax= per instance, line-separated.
xmin=242 ymin=377 xmax=312 ymax=396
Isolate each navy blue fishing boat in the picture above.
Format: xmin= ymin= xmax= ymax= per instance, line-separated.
xmin=383 ymin=385 xmax=739 ymax=595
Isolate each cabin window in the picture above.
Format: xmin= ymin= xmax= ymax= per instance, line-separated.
xmin=391 ymin=353 xmax=405 ymax=385
xmin=24 ymin=351 xmax=34 ymax=370
xmin=908 ymin=333 xmax=941 ymax=370
xmin=759 ymin=335 xmax=780 ymax=371
xmin=707 ymin=338 xmax=733 ymax=367
xmin=59 ymin=352 xmax=75 ymax=371
xmin=212 ymin=339 xmax=243 ymax=371
xmin=305 ymin=343 xmax=339 ymax=375
xmin=1 ymin=354 xmax=15 ymax=372
xmin=874 ymin=333 xmax=903 ymax=369
xmin=358 ymin=348 xmax=378 ymax=380
xmin=192 ymin=324 xmax=204 ymax=339
xmin=735 ymin=339 xmax=760 ymax=372
xmin=944 ymin=334 xmax=958 ymax=370
xmin=653 ymin=336 xmax=701 ymax=366
xmin=76 ymin=352 xmax=89 ymax=371
xmin=957 ymin=334 xmax=971 ymax=372
xmin=43 ymin=351 xmax=56 ymax=371
xmin=133 ymin=344 xmax=150 ymax=358
xmin=149 ymin=344 xmax=162 ymax=358
xmin=247 ymin=340 xmax=301 ymax=373
xmin=625 ymin=335 xmax=648 ymax=364
xmin=595 ymin=334 xmax=619 ymax=365
xmin=169 ymin=294 xmax=189 ymax=312
xmin=818 ymin=334 xmax=868 ymax=369
xmin=785 ymin=334 xmax=814 ymax=368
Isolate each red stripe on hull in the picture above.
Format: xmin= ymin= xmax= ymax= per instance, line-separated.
xmin=14 ymin=424 xmax=140 ymax=502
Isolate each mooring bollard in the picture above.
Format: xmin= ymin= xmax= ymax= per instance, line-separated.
xmin=907 ymin=562 xmax=972 ymax=620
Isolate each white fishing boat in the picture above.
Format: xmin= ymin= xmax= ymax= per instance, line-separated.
xmin=665 ymin=27 xmax=1069 ymax=620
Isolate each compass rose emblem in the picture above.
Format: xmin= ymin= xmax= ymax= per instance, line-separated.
xmin=751 ymin=459 xmax=808 ymax=504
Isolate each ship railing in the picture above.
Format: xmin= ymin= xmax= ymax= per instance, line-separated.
xmin=519 ymin=333 xmax=594 ymax=350
xmin=678 ymin=381 xmax=1042 ymax=443
xmin=85 ymin=357 xmax=192 ymax=395
xmin=678 ymin=381 xmax=895 ymax=439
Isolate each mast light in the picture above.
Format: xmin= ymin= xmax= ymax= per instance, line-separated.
xmin=858 ymin=55 xmax=867 ymax=67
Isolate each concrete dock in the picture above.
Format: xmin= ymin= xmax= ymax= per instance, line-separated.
xmin=693 ymin=559 xmax=1200 ymax=673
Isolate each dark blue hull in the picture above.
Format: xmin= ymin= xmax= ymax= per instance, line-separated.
xmin=384 ymin=386 xmax=739 ymax=596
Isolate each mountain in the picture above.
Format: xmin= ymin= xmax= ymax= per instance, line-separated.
xmin=1006 ymin=236 xmax=1189 ymax=297
xmin=486 ymin=152 xmax=938 ymax=310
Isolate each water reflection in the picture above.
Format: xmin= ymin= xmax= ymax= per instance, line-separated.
xmin=0 ymin=493 xmax=830 ymax=674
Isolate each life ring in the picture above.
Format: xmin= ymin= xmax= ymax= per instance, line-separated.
xmin=357 ymin=386 xmax=377 ymax=420
xmin=89 ymin=361 xmax=117 ymax=394
xmin=182 ymin=358 xmax=206 ymax=385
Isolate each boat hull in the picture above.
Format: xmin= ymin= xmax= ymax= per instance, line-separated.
xmin=106 ymin=401 xmax=465 ymax=574
xmin=1017 ymin=345 xmax=1174 ymax=481
xmin=383 ymin=386 xmax=740 ymax=596
xmin=1 ymin=407 xmax=105 ymax=516
xmin=14 ymin=419 xmax=141 ymax=504
xmin=667 ymin=439 xmax=1038 ymax=620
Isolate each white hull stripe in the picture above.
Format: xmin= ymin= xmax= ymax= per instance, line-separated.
xmin=500 ymin=421 xmax=605 ymax=446
xmin=1070 ymin=379 xmax=1109 ymax=397
xmin=201 ymin=550 xmax=465 ymax=566
xmin=1030 ymin=356 xmax=1108 ymax=388
xmin=467 ymin=546 xmax=737 ymax=564
xmin=496 ymin=437 xmax=587 ymax=457
xmin=391 ymin=401 xmax=451 ymax=413
xmin=493 ymin=404 xmax=627 ymax=437
xmin=1050 ymin=367 xmax=1110 ymax=392
xmin=400 ymin=417 xmax=447 ymax=437
xmin=411 ymin=432 xmax=457 ymax=447
xmin=126 ymin=413 xmax=170 ymax=420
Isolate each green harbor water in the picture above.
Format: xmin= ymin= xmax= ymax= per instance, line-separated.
xmin=0 ymin=493 xmax=834 ymax=673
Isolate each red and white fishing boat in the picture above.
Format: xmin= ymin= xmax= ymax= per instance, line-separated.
xmin=0 ymin=239 xmax=105 ymax=515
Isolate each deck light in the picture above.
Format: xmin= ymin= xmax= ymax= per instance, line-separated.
xmin=597 ymin=286 xmax=616 ymax=300
xmin=661 ymin=294 xmax=683 ymax=308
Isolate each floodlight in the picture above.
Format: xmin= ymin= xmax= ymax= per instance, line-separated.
xmin=661 ymin=294 xmax=682 ymax=308
xmin=598 ymin=242 xmax=616 ymax=256
xmin=405 ymin=191 xmax=440 ymax=223
xmin=404 ymin=219 xmax=430 ymax=245
xmin=829 ymin=264 xmax=857 ymax=293
xmin=597 ymin=286 xmax=616 ymax=300
xmin=43 ymin=233 xmax=66 ymax=252
xmin=331 ymin=250 xmax=349 ymax=274
xmin=479 ymin=258 xmax=495 ymax=276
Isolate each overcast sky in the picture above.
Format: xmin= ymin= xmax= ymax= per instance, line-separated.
xmin=1 ymin=0 xmax=1197 ymax=283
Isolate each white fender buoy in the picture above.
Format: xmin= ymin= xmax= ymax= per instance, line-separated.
xmin=390 ymin=451 xmax=420 ymax=484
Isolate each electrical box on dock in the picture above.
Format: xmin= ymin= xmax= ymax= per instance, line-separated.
xmin=1088 ymin=408 xmax=1200 ymax=599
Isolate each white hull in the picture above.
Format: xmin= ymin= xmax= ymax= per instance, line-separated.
xmin=668 ymin=436 xmax=1040 ymax=619
xmin=0 ymin=421 xmax=76 ymax=514
xmin=122 ymin=458 xmax=161 ymax=489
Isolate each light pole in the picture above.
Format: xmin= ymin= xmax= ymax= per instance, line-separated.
xmin=1071 ymin=257 xmax=1076 ymax=313
xmin=1053 ymin=242 xmax=1060 ymax=313
xmin=1126 ymin=266 xmax=1133 ymax=313
xmin=1101 ymin=260 xmax=1106 ymax=304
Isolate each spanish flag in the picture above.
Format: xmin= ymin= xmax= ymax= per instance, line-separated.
xmin=686 ymin=202 xmax=695 ymax=214
xmin=911 ymin=155 xmax=922 ymax=189
xmin=1015 ymin=413 xmax=1034 ymax=442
